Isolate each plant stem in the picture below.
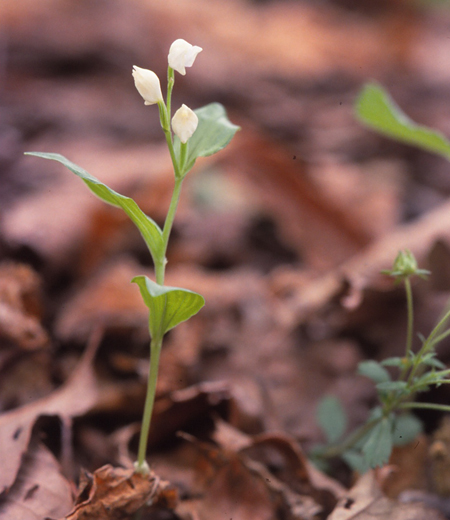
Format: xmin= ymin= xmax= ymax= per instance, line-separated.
xmin=399 ymin=277 xmax=414 ymax=381
xmin=400 ymin=402 xmax=450 ymax=413
xmin=161 ymin=177 xmax=184 ymax=263
xmin=134 ymin=67 xmax=186 ymax=473
xmin=404 ymin=277 xmax=414 ymax=358
xmin=135 ymin=335 xmax=162 ymax=473
xmin=319 ymin=416 xmax=382 ymax=459
xmin=135 ymin=160 xmax=184 ymax=472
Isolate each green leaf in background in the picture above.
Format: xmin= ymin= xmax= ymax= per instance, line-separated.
xmin=355 ymin=83 xmax=450 ymax=160
xmin=25 ymin=152 xmax=164 ymax=265
xmin=392 ymin=414 xmax=423 ymax=446
xmin=358 ymin=360 xmax=391 ymax=384
xmin=376 ymin=381 xmax=408 ymax=392
xmin=361 ymin=416 xmax=393 ymax=468
xmin=317 ymin=395 xmax=347 ymax=444
xmin=380 ymin=357 xmax=405 ymax=368
xmin=132 ymin=275 xmax=205 ymax=339
xmin=174 ymin=103 xmax=240 ymax=175
xmin=342 ymin=449 xmax=370 ymax=474
xmin=420 ymin=353 xmax=446 ymax=369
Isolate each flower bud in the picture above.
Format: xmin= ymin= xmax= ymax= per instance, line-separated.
xmin=132 ymin=66 xmax=163 ymax=105
xmin=172 ymin=104 xmax=198 ymax=143
xmin=168 ymin=39 xmax=202 ymax=76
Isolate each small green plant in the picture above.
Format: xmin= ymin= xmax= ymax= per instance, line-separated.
xmin=313 ymin=82 xmax=450 ymax=473
xmin=314 ymin=250 xmax=450 ymax=472
xmin=25 ymin=39 xmax=239 ymax=474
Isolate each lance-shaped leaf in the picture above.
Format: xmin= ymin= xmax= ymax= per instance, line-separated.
xmin=25 ymin=152 xmax=164 ymax=264
xmin=174 ymin=103 xmax=240 ymax=175
xmin=355 ymin=83 xmax=450 ymax=160
xmin=132 ymin=275 xmax=205 ymax=339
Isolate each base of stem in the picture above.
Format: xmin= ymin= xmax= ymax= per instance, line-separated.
xmin=134 ymin=460 xmax=150 ymax=475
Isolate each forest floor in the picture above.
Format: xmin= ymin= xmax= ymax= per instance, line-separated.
xmin=2 ymin=0 xmax=450 ymax=518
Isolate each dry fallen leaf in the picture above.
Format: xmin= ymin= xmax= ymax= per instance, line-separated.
xmin=0 ymin=262 xmax=48 ymax=351
xmin=64 ymin=464 xmax=177 ymax=520
xmin=180 ymin=420 xmax=344 ymax=520
xmin=329 ymin=471 xmax=446 ymax=520
xmin=0 ymin=330 xmax=101 ymax=496
xmin=0 ymin=437 xmax=73 ymax=520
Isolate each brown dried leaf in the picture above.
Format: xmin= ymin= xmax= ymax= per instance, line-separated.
xmin=0 ymin=438 xmax=73 ymax=520
xmin=276 ymin=197 xmax=450 ymax=326
xmin=0 ymin=263 xmax=48 ymax=351
xmin=329 ymin=471 xmax=446 ymax=520
xmin=55 ymin=258 xmax=147 ymax=343
xmin=64 ymin=464 xmax=177 ymax=520
xmin=0 ymin=332 xmax=100 ymax=495
xmin=182 ymin=421 xmax=344 ymax=520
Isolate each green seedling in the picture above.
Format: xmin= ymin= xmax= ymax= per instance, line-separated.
xmin=314 ymin=83 xmax=450 ymax=473
xmin=26 ymin=39 xmax=239 ymax=474
xmin=314 ymin=251 xmax=450 ymax=473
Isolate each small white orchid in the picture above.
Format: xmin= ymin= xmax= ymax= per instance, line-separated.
xmin=172 ymin=104 xmax=198 ymax=143
xmin=132 ymin=66 xmax=163 ymax=105
xmin=168 ymin=39 xmax=202 ymax=76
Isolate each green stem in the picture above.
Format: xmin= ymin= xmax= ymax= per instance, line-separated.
xmin=404 ymin=277 xmax=414 ymax=359
xmin=319 ymin=416 xmax=382 ymax=459
xmin=407 ymin=307 xmax=450 ymax=385
xmin=399 ymin=402 xmax=450 ymax=413
xmin=161 ymin=177 xmax=184 ymax=260
xmin=135 ymin=335 xmax=162 ymax=473
xmin=399 ymin=277 xmax=414 ymax=381
xmin=134 ymin=67 xmax=185 ymax=474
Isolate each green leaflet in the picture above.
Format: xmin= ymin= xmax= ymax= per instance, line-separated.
xmin=355 ymin=83 xmax=450 ymax=160
xmin=174 ymin=103 xmax=240 ymax=176
xmin=358 ymin=360 xmax=391 ymax=384
xmin=24 ymin=152 xmax=164 ymax=265
xmin=361 ymin=416 xmax=393 ymax=468
xmin=392 ymin=414 xmax=422 ymax=446
xmin=132 ymin=275 xmax=205 ymax=339
xmin=317 ymin=395 xmax=347 ymax=444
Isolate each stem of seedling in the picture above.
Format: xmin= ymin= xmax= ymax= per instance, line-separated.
xmin=136 ymin=335 xmax=162 ymax=472
xmin=135 ymin=84 xmax=185 ymax=474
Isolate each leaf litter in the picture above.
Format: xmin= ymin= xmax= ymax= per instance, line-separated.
xmin=3 ymin=0 xmax=450 ymax=518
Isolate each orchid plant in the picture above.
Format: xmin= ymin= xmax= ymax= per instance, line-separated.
xmin=26 ymin=39 xmax=239 ymax=474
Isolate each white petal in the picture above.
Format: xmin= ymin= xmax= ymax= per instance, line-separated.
xmin=168 ymin=39 xmax=202 ymax=75
xmin=172 ymin=104 xmax=199 ymax=143
xmin=132 ymin=66 xmax=163 ymax=105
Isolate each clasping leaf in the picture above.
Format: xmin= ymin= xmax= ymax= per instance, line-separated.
xmin=174 ymin=103 xmax=240 ymax=176
xmin=132 ymin=275 xmax=205 ymax=339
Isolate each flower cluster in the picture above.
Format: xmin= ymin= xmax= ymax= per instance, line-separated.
xmin=132 ymin=39 xmax=202 ymax=144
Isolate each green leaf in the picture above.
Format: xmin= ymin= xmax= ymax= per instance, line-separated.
xmin=342 ymin=449 xmax=370 ymax=474
xmin=132 ymin=275 xmax=205 ymax=339
xmin=421 ymin=353 xmax=446 ymax=370
xmin=355 ymin=83 xmax=450 ymax=160
xmin=174 ymin=103 xmax=240 ymax=175
xmin=361 ymin=416 xmax=393 ymax=468
xmin=392 ymin=414 xmax=422 ymax=446
xmin=25 ymin=152 xmax=164 ymax=264
xmin=358 ymin=360 xmax=391 ymax=384
xmin=376 ymin=381 xmax=408 ymax=393
xmin=380 ymin=357 xmax=406 ymax=368
xmin=317 ymin=395 xmax=347 ymax=444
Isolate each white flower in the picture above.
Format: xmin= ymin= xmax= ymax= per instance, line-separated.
xmin=172 ymin=104 xmax=198 ymax=143
xmin=168 ymin=39 xmax=202 ymax=76
xmin=132 ymin=66 xmax=163 ymax=105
